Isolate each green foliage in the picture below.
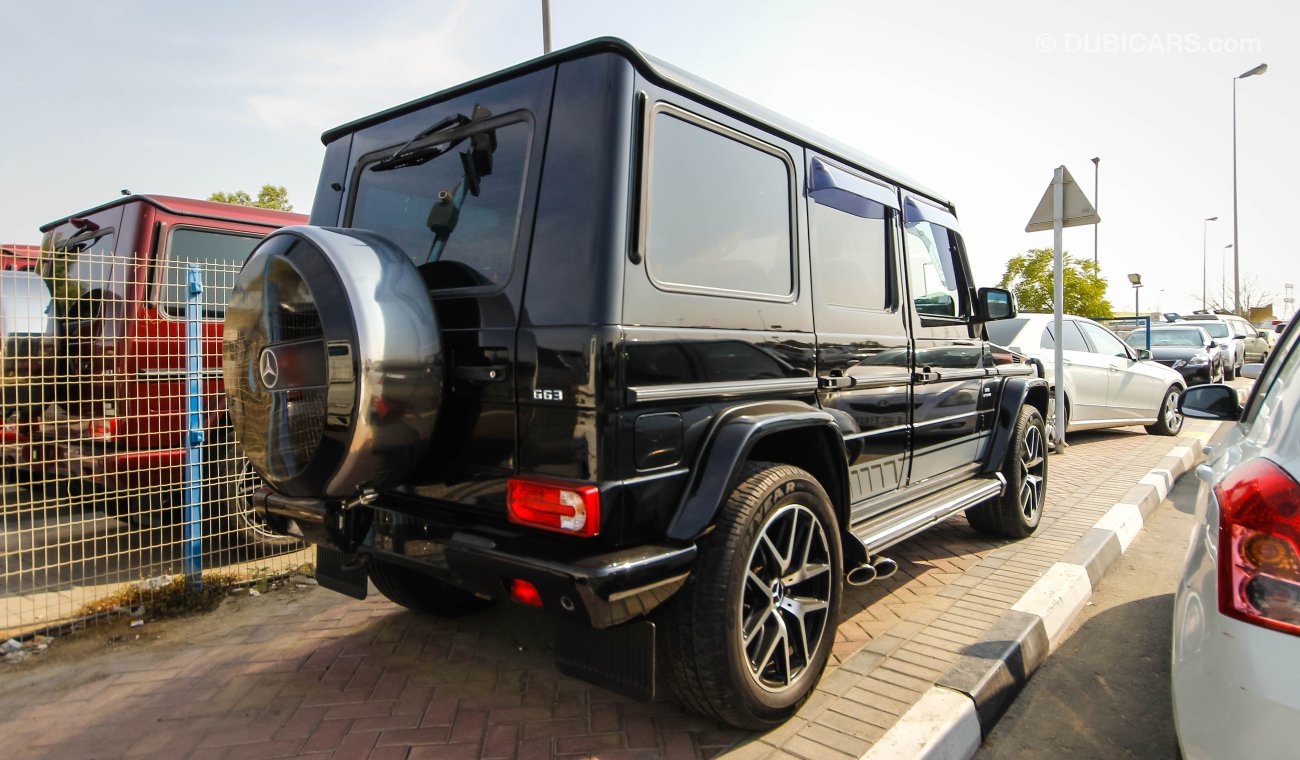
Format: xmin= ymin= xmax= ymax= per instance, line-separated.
xmin=209 ymin=184 xmax=293 ymax=212
xmin=999 ymin=248 xmax=1114 ymax=319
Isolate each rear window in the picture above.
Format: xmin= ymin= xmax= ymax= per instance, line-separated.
xmin=349 ymin=117 xmax=531 ymax=290
xmin=644 ymin=109 xmax=795 ymax=299
xmin=159 ymin=228 xmax=261 ymax=318
xmin=1190 ymin=321 xmax=1230 ymax=338
xmin=44 ymin=230 xmax=120 ymax=314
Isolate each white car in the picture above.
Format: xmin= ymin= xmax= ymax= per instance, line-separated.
xmin=985 ymin=313 xmax=1187 ymax=436
xmin=1173 ymin=319 xmax=1300 ymax=759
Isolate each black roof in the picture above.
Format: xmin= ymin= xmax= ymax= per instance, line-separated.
xmin=321 ymin=37 xmax=950 ymax=207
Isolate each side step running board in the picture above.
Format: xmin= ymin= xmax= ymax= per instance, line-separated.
xmin=850 ymin=476 xmax=1004 ymax=555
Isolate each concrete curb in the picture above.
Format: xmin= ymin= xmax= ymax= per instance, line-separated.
xmin=861 ymin=436 xmax=1204 ymax=759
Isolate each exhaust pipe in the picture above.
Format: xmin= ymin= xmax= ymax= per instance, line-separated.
xmin=872 ymin=556 xmax=898 ymax=579
xmin=845 ymin=563 xmax=878 ymax=586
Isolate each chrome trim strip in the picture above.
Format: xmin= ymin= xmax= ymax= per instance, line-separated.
xmin=930 ymin=369 xmax=988 ymax=381
xmin=618 ymin=468 xmax=690 ymax=486
xmin=845 ymin=373 xmax=913 ymax=390
xmin=913 ymin=411 xmax=981 ymax=429
xmin=628 ymin=377 xmax=818 ymax=403
xmin=844 ymin=424 xmax=908 ymax=441
xmin=137 ymin=368 xmax=224 ymax=382
xmin=992 ymin=365 xmax=1036 ymax=377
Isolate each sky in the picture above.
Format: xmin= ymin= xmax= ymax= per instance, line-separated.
xmin=1 ymin=0 xmax=1295 ymax=318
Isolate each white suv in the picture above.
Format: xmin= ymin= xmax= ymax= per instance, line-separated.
xmin=1181 ymin=313 xmax=1252 ymax=379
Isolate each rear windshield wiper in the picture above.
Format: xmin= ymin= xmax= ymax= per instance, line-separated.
xmin=369 ymin=105 xmax=491 ymax=173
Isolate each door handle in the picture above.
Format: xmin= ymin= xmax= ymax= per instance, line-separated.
xmin=913 ymin=368 xmax=940 ymax=383
xmin=818 ymin=375 xmax=856 ymax=390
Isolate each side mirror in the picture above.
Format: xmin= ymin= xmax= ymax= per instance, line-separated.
xmin=1134 ymin=348 xmax=1152 ymax=361
xmin=1179 ymin=384 xmax=1242 ymax=421
xmin=1209 ymin=341 xmax=1220 ymax=348
xmin=976 ymin=287 xmax=1016 ymax=322
xmin=1242 ymin=363 xmax=1264 ymax=379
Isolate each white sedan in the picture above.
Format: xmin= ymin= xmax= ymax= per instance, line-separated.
xmin=985 ymin=313 xmax=1187 ymax=436
xmin=1173 ymin=320 xmax=1300 ymax=758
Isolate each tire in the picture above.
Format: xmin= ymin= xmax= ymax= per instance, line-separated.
xmin=207 ymin=437 xmax=304 ymax=554
xmin=657 ymin=462 xmax=843 ymax=729
xmin=1225 ymin=361 xmax=1236 ymax=381
xmin=368 ymin=557 xmax=495 ymax=617
xmin=967 ymin=406 xmax=1047 ymax=538
xmin=1145 ymin=385 xmax=1184 ymax=437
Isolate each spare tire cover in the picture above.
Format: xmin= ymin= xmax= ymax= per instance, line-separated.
xmin=224 ymin=226 xmax=440 ymax=499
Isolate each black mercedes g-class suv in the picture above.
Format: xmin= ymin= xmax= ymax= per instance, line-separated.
xmin=224 ymin=38 xmax=1049 ymax=729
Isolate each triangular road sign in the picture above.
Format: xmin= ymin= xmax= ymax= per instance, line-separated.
xmin=1025 ymin=166 xmax=1100 ymax=232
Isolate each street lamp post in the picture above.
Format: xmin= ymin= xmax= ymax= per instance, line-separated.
xmin=1202 ymin=216 xmax=1218 ymax=311
xmin=1092 ymin=157 xmax=1100 ymax=267
xmin=1233 ymin=63 xmax=1268 ymax=316
xmin=1129 ymin=273 xmax=1143 ymax=320
xmin=1223 ymin=244 xmax=1234 ymax=310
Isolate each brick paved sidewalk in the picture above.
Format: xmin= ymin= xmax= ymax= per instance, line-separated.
xmin=0 ymin=424 xmax=1210 ymax=759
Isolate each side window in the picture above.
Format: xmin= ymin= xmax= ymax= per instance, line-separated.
xmin=1077 ymin=320 xmax=1129 ymax=357
xmin=810 ymin=198 xmax=891 ymax=312
xmin=1043 ymin=321 xmax=1090 ymax=352
xmin=903 ymin=221 xmax=964 ymax=318
xmin=159 ymin=228 xmax=261 ymax=318
xmin=644 ymin=109 xmax=794 ymax=299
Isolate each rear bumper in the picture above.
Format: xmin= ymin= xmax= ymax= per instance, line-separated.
xmin=1 ymin=434 xmax=182 ymax=490
xmin=256 ymin=489 xmax=696 ymax=629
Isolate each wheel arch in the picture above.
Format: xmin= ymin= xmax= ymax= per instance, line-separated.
xmin=665 ymin=401 xmax=849 ymax=544
xmin=981 ymin=377 xmax=1050 ymax=477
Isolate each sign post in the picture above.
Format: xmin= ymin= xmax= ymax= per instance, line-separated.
xmin=1026 ymin=166 xmax=1100 ymax=449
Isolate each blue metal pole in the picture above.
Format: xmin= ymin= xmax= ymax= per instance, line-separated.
xmin=182 ymin=265 xmax=205 ymax=589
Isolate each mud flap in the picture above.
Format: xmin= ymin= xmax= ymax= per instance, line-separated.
xmin=316 ymin=546 xmax=369 ymax=600
xmin=555 ymin=617 xmax=656 ymax=702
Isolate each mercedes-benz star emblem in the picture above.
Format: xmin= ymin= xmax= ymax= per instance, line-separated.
xmin=259 ymin=347 xmax=280 ymax=390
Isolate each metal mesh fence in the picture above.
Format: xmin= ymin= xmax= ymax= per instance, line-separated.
xmin=1 ymin=250 xmax=313 ymax=637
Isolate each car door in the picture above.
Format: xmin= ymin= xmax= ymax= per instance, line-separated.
xmin=1043 ymin=319 xmax=1107 ymax=422
xmin=1075 ymin=319 xmax=1163 ymax=420
xmin=809 ymin=157 xmax=911 ymax=517
xmin=901 ymin=196 xmax=987 ymax=484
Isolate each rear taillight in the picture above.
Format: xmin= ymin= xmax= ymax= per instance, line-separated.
xmin=84 ymin=418 xmax=118 ymax=443
xmin=507 ymin=478 xmax=600 ymax=537
xmin=1217 ymin=458 xmax=1300 ymax=635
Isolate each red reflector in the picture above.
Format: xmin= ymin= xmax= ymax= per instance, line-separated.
xmin=1216 ymin=457 xmax=1300 ymax=636
xmin=507 ymin=478 xmax=600 ymax=537
xmin=509 ymin=578 xmax=543 ymax=607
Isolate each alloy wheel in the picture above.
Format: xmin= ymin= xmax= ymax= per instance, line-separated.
xmin=1165 ymin=389 xmax=1183 ymax=432
xmin=739 ymin=503 xmax=833 ymax=693
xmin=1019 ymin=424 xmax=1046 ymax=521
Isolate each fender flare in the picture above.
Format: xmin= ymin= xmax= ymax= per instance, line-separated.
xmin=981 ymin=376 xmax=1050 ymax=477
xmin=666 ymin=400 xmax=848 ymax=542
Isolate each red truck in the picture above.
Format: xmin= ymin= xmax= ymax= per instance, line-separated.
xmin=3 ymin=194 xmax=306 ymax=550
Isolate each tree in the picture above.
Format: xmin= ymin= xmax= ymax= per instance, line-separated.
xmin=209 ymin=184 xmax=293 ymax=212
xmin=999 ymin=248 xmax=1113 ymax=319
xmin=1190 ymin=275 xmax=1275 ymax=318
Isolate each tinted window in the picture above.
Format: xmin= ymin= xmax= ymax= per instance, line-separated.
xmin=903 ymin=221 xmax=964 ymax=318
xmin=1195 ymin=321 xmax=1230 ymax=338
xmin=1043 ymin=321 xmax=1090 ymax=352
xmin=351 ymin=119 xmax=530 ymax=289
xmin=160 ymin=229 xmax=260 ymax=317
xmin=810 ymin=200 xmax=890 ymax=311
xmin=45 ymin=231 xmax=119 ymax=310
xmin=1077 ymin=320 xmax=1129 ymax=357
xmin=645 ymin=111 xmax=793 ymax=298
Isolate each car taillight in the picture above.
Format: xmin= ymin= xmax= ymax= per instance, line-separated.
xmin=84 ymin=418 xmax=118 ymax=443
xmin=507 ymin=478 xmax=600 ymax=537
xmin=1217 ymin=458 xmax=1300 ymax=635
